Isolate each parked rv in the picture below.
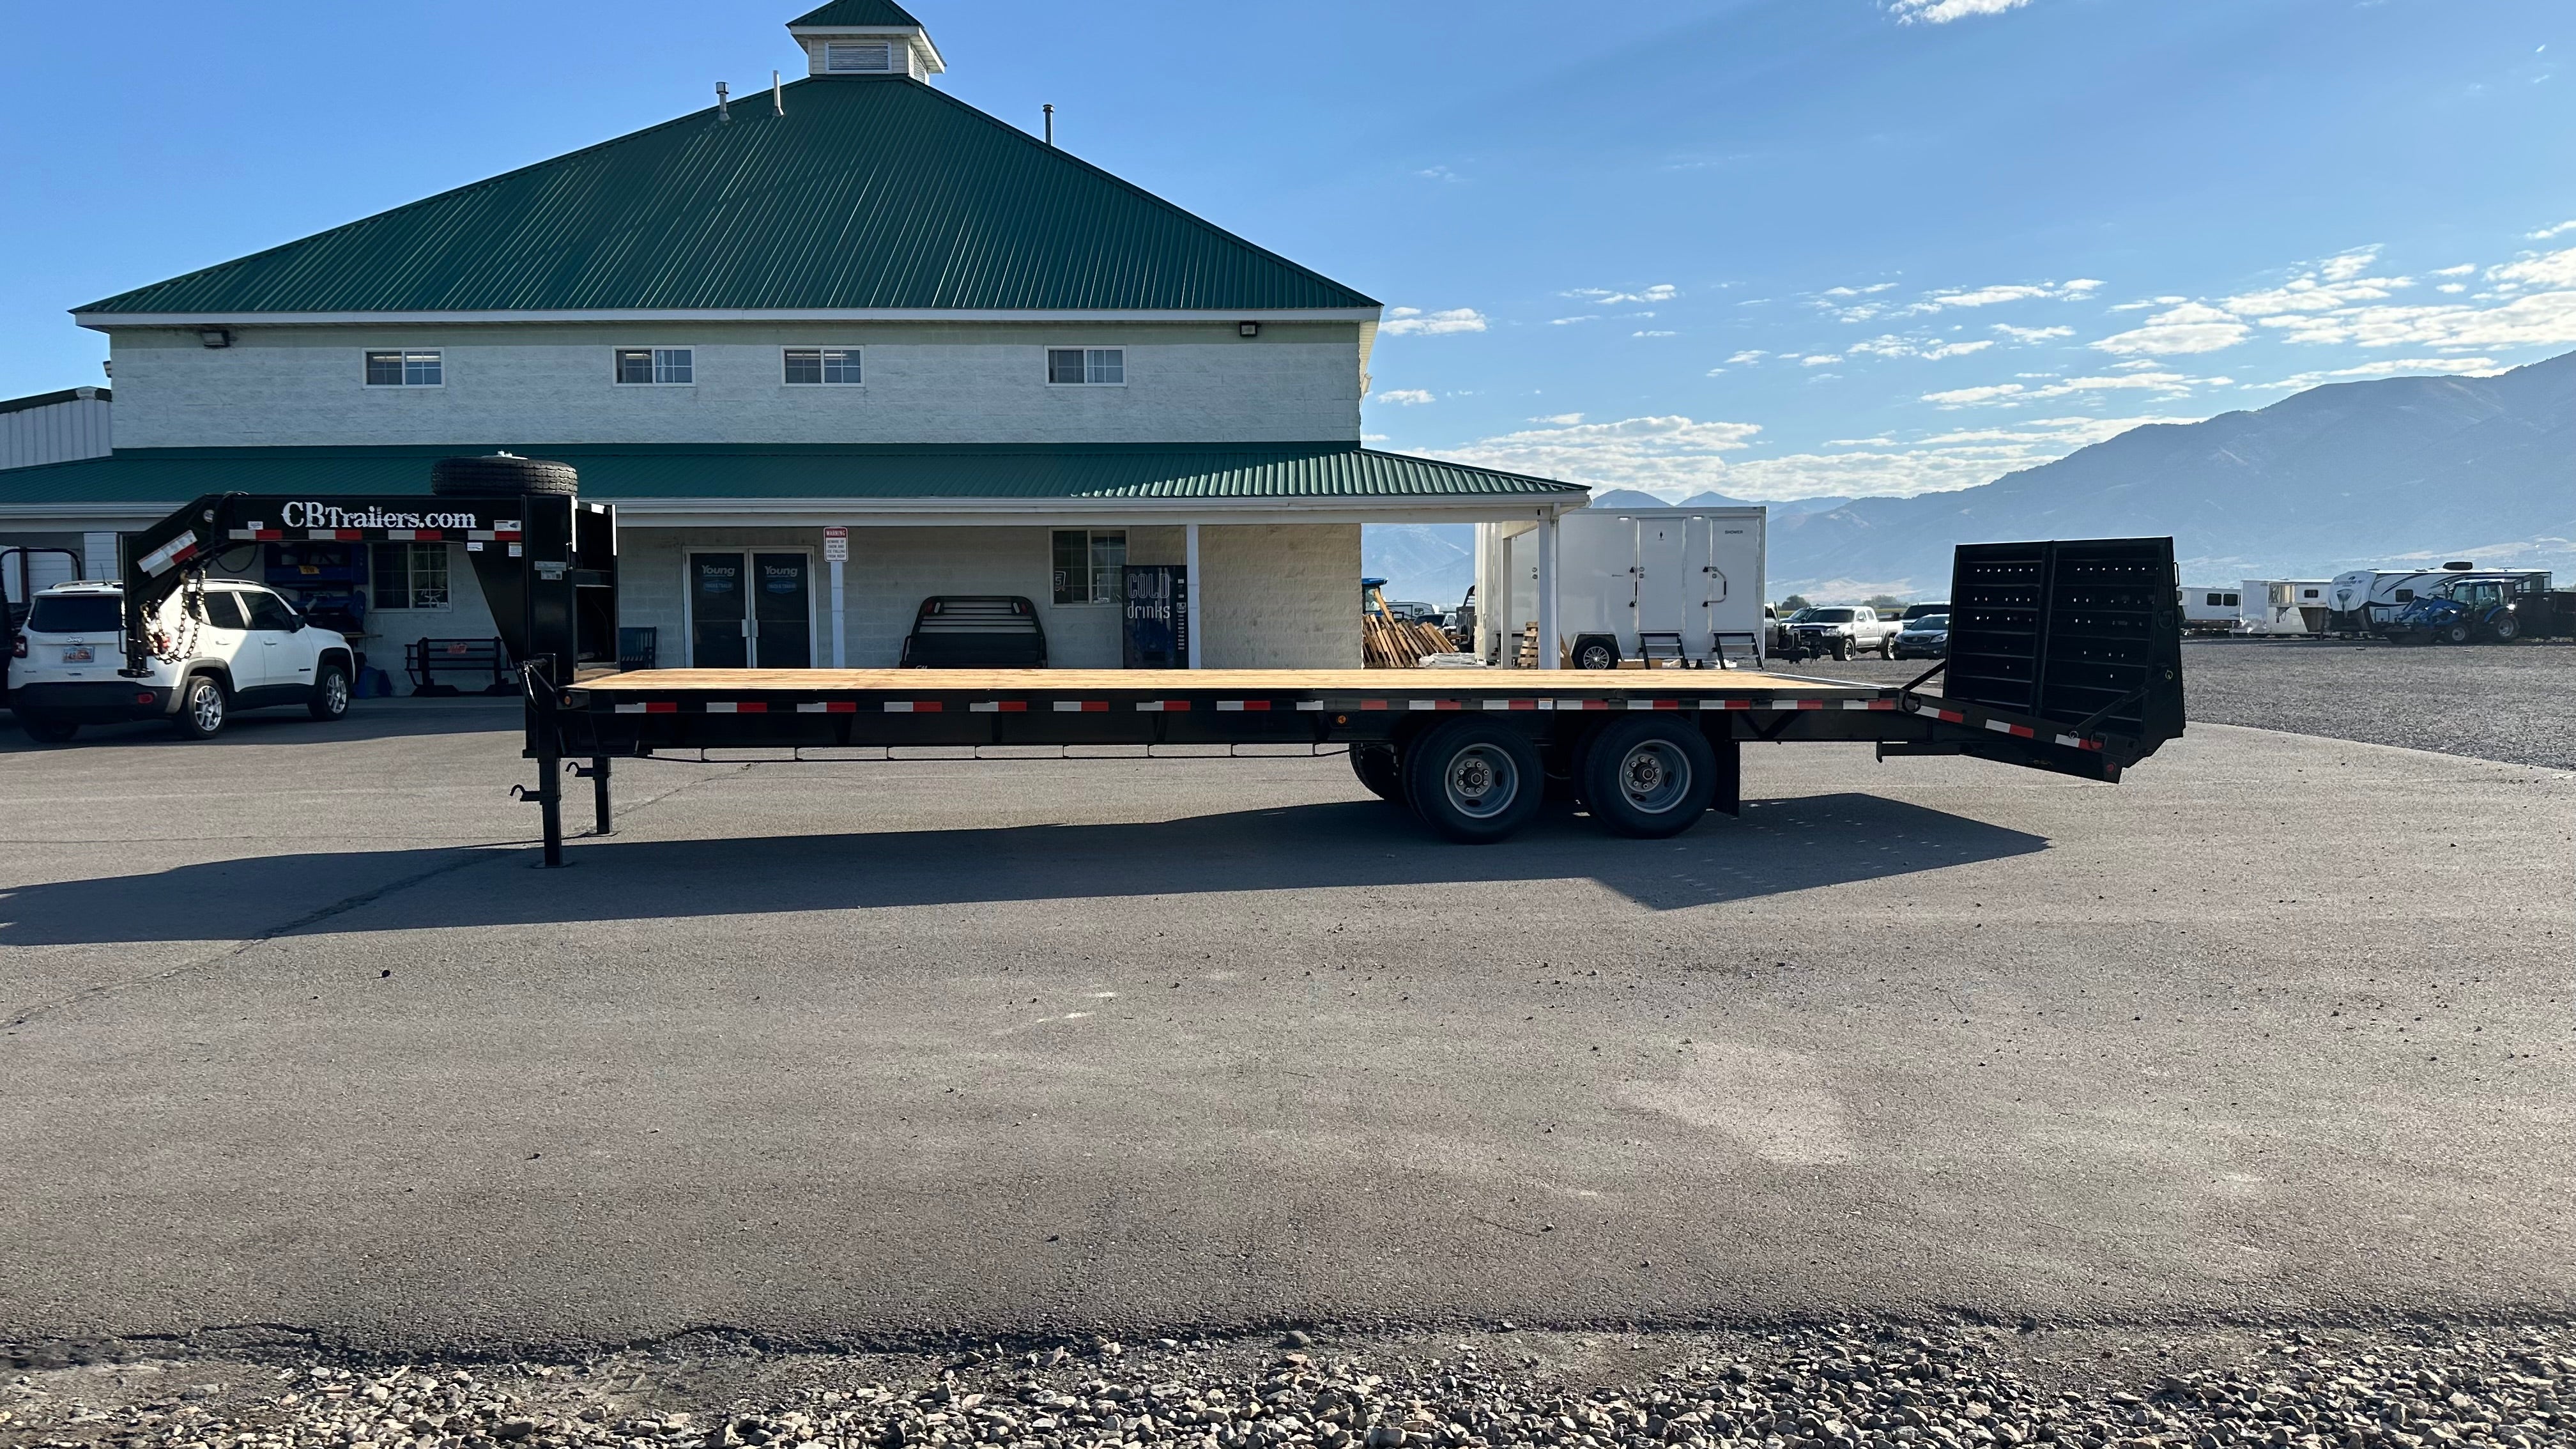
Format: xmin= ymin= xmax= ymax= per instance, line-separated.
xmin=2329 ymin=566 xmax=2552 ymax=636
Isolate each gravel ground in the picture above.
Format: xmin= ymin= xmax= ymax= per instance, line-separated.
xmin=9 ymin=1324 xmax=2576 ymax=1449
xmin=1790 ymin=640 xmax=2576 ymax=772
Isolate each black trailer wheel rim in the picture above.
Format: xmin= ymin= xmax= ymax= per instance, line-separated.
xmin=189 ymin=682 xmax=224 ymax=733
xmin=1443 ymin=744 xmax=1522 ymax=820
xmin=1614 ymin=740 xmax=1692 ymax=815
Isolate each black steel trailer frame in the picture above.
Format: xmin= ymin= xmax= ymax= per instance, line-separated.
xmin=113 ymin=475 xmax=2185 ymax=866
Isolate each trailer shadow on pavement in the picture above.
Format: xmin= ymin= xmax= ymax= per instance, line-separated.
xmin=0 ymin=793 xmax=2046 ymax=947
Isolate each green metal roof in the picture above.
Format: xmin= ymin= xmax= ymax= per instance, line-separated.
xmin=77 ymin=77 xmax=1376 ymax=317
xmin=788 ymin=1 xmax=923 ymax=26
xmin=0 ymin=443 xmax=1582 ymax=508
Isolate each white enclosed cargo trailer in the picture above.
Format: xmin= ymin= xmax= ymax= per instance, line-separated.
xmin=1479 ymin=507 xmax=1767 ymax=669
xmin=2180 ymin=584 xmax=2241 ymax=633
xmin=2235 ymin=579 xmax=2331 ymax=635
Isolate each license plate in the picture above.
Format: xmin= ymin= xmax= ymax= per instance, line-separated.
xmin=62 ymin=645 xmax=93 ymax=663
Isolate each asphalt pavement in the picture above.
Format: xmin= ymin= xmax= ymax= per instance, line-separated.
xmin=4 ymin=687 xmax=2571 ymax=1357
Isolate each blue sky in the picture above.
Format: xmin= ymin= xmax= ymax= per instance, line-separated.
xmin=6 ymin=0 xmax=2575 ymax=501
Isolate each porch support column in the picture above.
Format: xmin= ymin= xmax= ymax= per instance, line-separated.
xmin=1184 ymin=522 xmax=1204 ymax=669
xmin=1536 ymin=512 xmax=1561 ymax=670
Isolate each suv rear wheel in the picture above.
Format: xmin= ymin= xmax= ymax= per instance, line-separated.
xmin=172 ymin=675 xmax=228 ymax=739
xmin=309 ymin=661 xmax=352 ymax=721
xmin=19 ymin=713 xmax=79 ymax=744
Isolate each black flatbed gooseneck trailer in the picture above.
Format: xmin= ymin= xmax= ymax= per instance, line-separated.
xmin=118 ymin=458 xmax=2185 ymax=865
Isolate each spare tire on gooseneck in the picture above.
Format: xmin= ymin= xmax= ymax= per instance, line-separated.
xmin=430 ymin=452 xmax=579 ymax=498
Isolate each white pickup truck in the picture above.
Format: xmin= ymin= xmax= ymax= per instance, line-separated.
xmin=1780 ymin=605 xmax=1901 ymax=661
xmin=8 ymin=579 xmax=355 ymax=742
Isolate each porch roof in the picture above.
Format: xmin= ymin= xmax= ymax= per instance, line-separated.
xmin=0 ymin=442 xmax=1588 ymax=523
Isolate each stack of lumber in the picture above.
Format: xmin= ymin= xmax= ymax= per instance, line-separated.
xmin=1365 ymin=612 xmax=1459 ymax=668
xmin=1515 ymin=622 xmax=1542 ymax=668
xmin=1363 ymin=585 xmax=1462 ymax=668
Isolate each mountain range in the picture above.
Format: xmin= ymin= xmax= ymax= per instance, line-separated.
xmin=1361 ymin=350 xmax=2576 ymax=604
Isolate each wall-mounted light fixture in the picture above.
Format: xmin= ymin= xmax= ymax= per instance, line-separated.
xmin=199 ymin=327 xmax=234 ymax=348
xmin=1238 ymin=321 xmax=1260 ymax=338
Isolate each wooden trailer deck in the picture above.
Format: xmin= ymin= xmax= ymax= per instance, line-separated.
xmin=571 ymin=667 xmax=1889 ymax=702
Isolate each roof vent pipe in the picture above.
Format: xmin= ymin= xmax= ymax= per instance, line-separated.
xmin=1043 ymin=103 xmax=1054 ymax=146
xmin=716 ymin=81 xmax=731 ymax=123
xmin=773 ymin=70 xmax=785 ymax=116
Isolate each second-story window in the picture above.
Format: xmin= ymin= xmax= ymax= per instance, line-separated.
xmin=1047 ymin=348 xmax=1124 ymax=385
xmin=615 ymin=347 xmax=693 ymax=385
xmin=784 ymin=348 xmax=862 ymax=385
xmin=365 ymin=349 xmax=442 ymax=386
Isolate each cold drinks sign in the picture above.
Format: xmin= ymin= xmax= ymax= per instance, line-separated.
xmin=1123 ymin=565 xmax=1189 ymax=670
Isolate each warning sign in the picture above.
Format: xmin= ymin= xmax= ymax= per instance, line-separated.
xmin=822 ymin=526 xmax=848 ymax=563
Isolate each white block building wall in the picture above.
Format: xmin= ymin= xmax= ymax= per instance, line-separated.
xmin=616 ymin=523 xmax=1359 ymax=672
xmin=105 ymin=323 xmax=1364 ymax=449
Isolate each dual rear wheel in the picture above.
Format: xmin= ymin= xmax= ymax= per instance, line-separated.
xmin=1352 ymin=717 xmax=1718 ymax=843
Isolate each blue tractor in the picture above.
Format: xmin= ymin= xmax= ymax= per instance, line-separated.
xmin=2385 ymin=574 xmax=2547 ymax=644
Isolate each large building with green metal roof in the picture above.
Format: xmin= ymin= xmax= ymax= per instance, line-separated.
xmin=4 ymin=3 xmax=1585 ymax=676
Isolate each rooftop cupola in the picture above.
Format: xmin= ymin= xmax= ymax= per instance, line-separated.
xmin=788 ymin=0 xmax=946 ymax=80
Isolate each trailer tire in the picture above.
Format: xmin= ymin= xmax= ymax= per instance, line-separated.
xmin=1349 ymin=743 xmax=1403 ymax=802
xmin=1581 ymin=716 xmax=1717 ymax=838
xmin=1572 ymin=636 xmax=1620 ymax=671
xmin=431 ymin=453 xmax=579 ymax=498
xmin=1402 ymin=719 xmax=1542 ymax=844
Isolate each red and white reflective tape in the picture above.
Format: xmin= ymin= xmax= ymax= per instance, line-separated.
xmin=1135 ymin=700 xmax=1192 ymax=712
xmin=1052 ymin=700 xmax=1110 ymax=713
xmin=1619 ymin=698 xmax=1682 ymax=710
xmin=2056 ymin=733 xmax=2104 ymax=751
xmin=612 ymin=701 xmax=680 ymax=714
xmin=1984 ymin=718 xmax=2038 ymax=739
xmin=969 ymin=700 xmax=1031 ymax=713
xmin=1214 ymin=700 xmax=1271 ymax=712
xmin=1360 ymin=700 xmax=1392 ymax=711
xmin=706 ymin=702 xmax=767 ymax=714
xmin=227 ymin=528 xmax=287 ymax=542
xmin=1483 ymin=698 xmax=1544 ymax=711
xmin=885 ymin=701 xmax=944 ymax=714
xmin=1410 ymin=698 xmax=1464 ymax=711
xmin=1570 ymin=698 xmax=1612 ymax=711
xmin=138 ymin=531 xmax=201 ymax=576
xmin=1841 ymin=698 xmax=1899 ymax=711
xmin=470 ymin=530 xmax=521 ymax=542
xmin=797 ymin=701 xmax=859 ymax=714
xmin=383 ymin=528 xmax=443 ymax=542
xmin=307 ymin=529 xmax=365 ymax=541
xmin=1295 ymin=700 xmax=1326 ymax=711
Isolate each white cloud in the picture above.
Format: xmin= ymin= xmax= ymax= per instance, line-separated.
xmin=1926 ymin=370 xmax=2207 ymax=407
xmin=2090 ymin=302 xmax=2252 ymax=356
xmin=1925 ymin=339 xmax=1993 ymax=359
xmin=2253 ymin=357 xmax=2504 ymax=391
xmin=1723 ymin=414 xmax=2192 ymax=501
xmin=1551 ymin=315 xmax=1601 ymax=326
xmin=1844 ymin=334 xmax=1995 ymax=360
xmin=1432 ymin=415 xmax=1765 ymax=495
xmin=1380 ymin=306 xmax=1488 ymax=336
xmin=1801 ymin=354 xmax=1843 ymax=366
xmin=1821 ymin=283 xmax=1899 ymax=297
xmin=1633 ymin=330 xmax=1677 ymax=337
xmin=2490 ymin=246 xmax=2576 ymax=291
xmin=1726 ymin=349 xmax=1768 ymax=365
xmin=1905 ymin=278 xmax=2101 ymax=314
xmin=2318 ymin=247 xmax=2381 ymax=282
xmin=2529 ymin=221 xmax=2576 ymax=240
xmin=1888 ymin=0 xmax=2034 ymax=23
xmin=1375 ymin=388 xmax=1436 ymax=406
xmin=1565 ymin=284 xmax=1680 ymax=305
xmin=2433 ymin=263 xmax=2479 ymax=277
xmin=1530 ymin=413 xmax=1584 ymax=425
xmin=1992 ymin=324 xmax=2074 ymax=343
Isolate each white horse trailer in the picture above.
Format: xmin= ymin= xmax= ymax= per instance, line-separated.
xmin=2181 ymin=585 xmax=2241 ymax=633
xmin=2237 ymin=579 xmax=2331 ymax=635
xmin=1480 ymin=507 xmax=1767 ymax=669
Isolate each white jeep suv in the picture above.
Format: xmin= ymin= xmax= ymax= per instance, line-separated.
xmin=8 ymin=580 xmax=355 ymax=742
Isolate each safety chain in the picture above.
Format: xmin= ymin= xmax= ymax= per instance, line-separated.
xmin=148 ymin=571 xmax=207 ymax=664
